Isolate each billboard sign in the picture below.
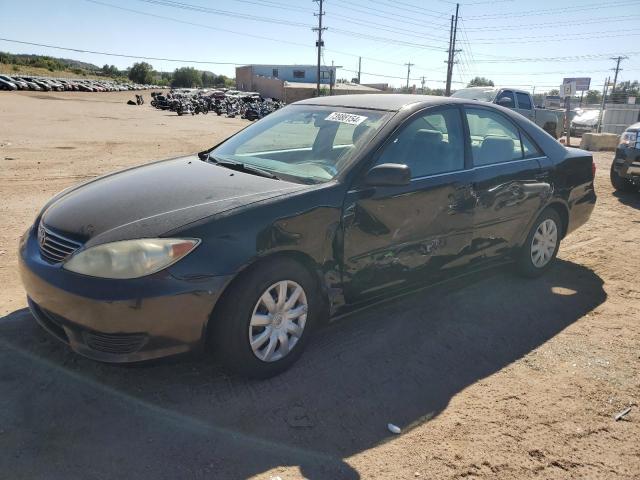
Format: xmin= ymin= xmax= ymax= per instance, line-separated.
xmin=562 ymin=77 xmax=591 ymax=91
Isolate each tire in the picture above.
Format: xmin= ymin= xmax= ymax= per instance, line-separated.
xmin=210 ymin=257 xmax=321 ymax=378
xmin=516 ymin=208 xmax=562 ymax=278
xmin=610 ymin=161 xmax=635 ymax=192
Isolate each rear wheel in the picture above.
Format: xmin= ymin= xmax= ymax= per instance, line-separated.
xmin=610 ymin=161 xmax=635 ymax=192
xmin=210 ymin=258 xmax=321 ymax=378
xmin=516 ymin=208 xmax=562 ymax=278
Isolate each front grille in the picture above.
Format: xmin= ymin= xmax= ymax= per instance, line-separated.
xmin=83 ymin=332 xmax=148 ymax=354
xmin=37 ymin=224 xmax=82 ymax=264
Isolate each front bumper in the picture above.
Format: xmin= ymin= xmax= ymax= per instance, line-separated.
xmin=570 ymin=124 xmax=595 ymax=136
xmin=19 ymin=226 xmax=233 ymax=363
xmin=613 ymin=145 xmax=640 ymax=185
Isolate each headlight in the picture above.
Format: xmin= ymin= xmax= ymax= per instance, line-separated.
xmin=619 ymin=130 xmax=639 ymax=148
xmin=63 ymin=238 xmax=199 ymax=279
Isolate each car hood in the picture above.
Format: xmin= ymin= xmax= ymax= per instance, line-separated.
xmin=41 ymin=156 xmax=306 ymax=247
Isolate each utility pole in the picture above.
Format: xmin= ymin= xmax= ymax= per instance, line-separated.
xmin=313 ymin=0 xmax=326 ymax=97
xmin=597 ymin=76 xmax=610 ymax=133
xmin=357 ymin=56 xmax=361 ymax=84
xmin=610 ymin=55 xmax=627 ymax=100
xmin=445 ymin=3 xmax=460 ymax=96
xmin=404 ymin=62 xmax=414 ymax=91
xmin=445 ymin=15 xmax=454 ymax=95
xmin=330 ymin=60 xmax=334 ymax=96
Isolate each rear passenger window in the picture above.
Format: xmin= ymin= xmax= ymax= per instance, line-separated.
xmin=516 ymin=92 xmax=532 ymax=110
xmin=466 ymin=108 xmax=524 ymax=165
xmin=376 ymin=108 xmax=464 ymax=178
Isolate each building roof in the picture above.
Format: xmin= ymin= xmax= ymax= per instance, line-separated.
xmin=294 ymin=94 xmax=467 ymax=111
xmin=283 ymin=82 xmax=381 ymax=91
xmin=238 ymin=64 xmax=336 ymax=69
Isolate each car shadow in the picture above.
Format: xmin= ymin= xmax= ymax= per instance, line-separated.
xmin=0 ymin=260 xmax=606 ymax=480
xmin=613 ymin=189 xmax=640 ymax=209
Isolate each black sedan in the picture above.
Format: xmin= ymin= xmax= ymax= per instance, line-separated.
xmin=19 ymin=95 xmax=596 ymax=378
xmin=611 ymin=122 xmax=640 ymax=192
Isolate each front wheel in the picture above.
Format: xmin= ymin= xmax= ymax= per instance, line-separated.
xmin=210 ymin=258 xmax=321 ymax=378
xmin=610 ymin=161 xmax=635 ymax=192
xmin=516 ymin=208 xmax=562 ymax=278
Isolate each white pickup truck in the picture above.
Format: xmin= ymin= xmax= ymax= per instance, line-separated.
xmin=452 ymin=87 xmax=565 ymax=139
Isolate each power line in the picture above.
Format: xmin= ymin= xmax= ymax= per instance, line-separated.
xmin=120 ymin=0 xmax=450 ymax=53
xmin=134 ymin=0 xmax=312 ymax=28
xmin=472 ymin=52 xmax=640 ymax=63
xmin=466 ymin=29 xmax=640 ymax=44
xmin=465 ymin=0 xmax=639 ymax=20
xmin=324 ymin=12 xmax=448 ymax=42
xmin=328 ymin=28 xmax=447 ymax=51
xmin=85 ymin=0 xmax=313 ymax=49
xmin=83 ymin=0 xmax=432 ymax=69
xmin=463 ymin=14 xmax=640 ymax=31
xmin=0 ymin=37 xmax=243 ymax=65
xmin=367 ymin=0 xmax=451 ymax=19
xmin=330 ymin=0 xmax=451 ymax=30
xmin=468 ymin=31 xmax=640 ymax=45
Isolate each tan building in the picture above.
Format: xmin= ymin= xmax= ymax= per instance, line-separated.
xmin=236 ymin=64 xmax=383 ymax=103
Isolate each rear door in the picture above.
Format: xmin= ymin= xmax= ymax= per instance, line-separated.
xmin=341 ymin=106 xmax=475 ymax=301
xmin=464 ymin=106 xmax=551 ymax=263
xmin=515 ymin=92 xmax=535 ymax=121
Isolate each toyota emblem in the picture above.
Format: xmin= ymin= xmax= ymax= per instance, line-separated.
xmin=38 ymin=225 xmax=46 ymax=247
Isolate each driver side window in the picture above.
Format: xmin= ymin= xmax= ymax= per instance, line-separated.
xmin=375 ymin=108 xmax=465 ymax=178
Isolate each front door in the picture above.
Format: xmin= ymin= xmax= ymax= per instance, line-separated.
xmin=464 ymin=106 xmax=550 ymax=262
xmin=341 ymin=106 xmax=475 ymax=301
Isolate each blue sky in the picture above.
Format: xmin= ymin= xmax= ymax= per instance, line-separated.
xmin=1 ymin=0 xmax=639 ymax=93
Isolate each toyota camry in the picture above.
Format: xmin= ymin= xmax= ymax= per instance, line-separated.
xmin=19 ymin=95 xmax=596 ymax=378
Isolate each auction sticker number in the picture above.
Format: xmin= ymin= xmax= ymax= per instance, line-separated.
xmin=325 ymin=112 xmax=368 ymax=125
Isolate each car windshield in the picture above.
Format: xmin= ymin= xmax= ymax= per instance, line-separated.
xmin=210 ymin=105 xmax=391 ymax=183
xmin=451 ymin=88 xmax=498 ymax=102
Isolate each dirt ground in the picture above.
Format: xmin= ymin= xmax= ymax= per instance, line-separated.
xmin=0 ymin=91 xmax=638 ymax=480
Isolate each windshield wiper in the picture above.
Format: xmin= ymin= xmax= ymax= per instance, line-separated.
xmin=208 ymin=155 xmax=280 ymax=180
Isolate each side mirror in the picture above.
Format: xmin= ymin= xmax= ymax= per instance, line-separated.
xmin=364 ymin=163 xmax=411 ymax=187
xmin=497 ymin=96 xmax=513 ymax=107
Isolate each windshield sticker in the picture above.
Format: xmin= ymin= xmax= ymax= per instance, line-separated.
xmin=325 ymin=112 xmax=368 ymax=125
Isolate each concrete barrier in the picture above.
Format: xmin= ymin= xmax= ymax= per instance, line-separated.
xmin=579 ymin=133 xmax=619 ymax=151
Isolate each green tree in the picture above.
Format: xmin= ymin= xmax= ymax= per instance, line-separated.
xmin=467 ymin=76 xmax=494 ymax=87
xmin=201 ymin=71 xmax=216 ymax=87
xmin=548 ymin=89 xmax=560 ymax=96
xmin=585 ymin=90 xmax=601 ymax=105
xmin=102 ymin=64 xmax=119 ymax=77
xmin=171 ymin=67 xmax=202 ymax=88
xmin=128 ymin=62 xmax=153 ymax=84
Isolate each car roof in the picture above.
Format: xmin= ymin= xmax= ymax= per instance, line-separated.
xmin=294 ymin=94 xmax=468 ymax=112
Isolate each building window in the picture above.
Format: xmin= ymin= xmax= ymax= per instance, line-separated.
xmin=272 ymin=68 xmax=278 ymax=78
xmin=321 ymin=71 xmax=331 ymax=79
xmin=293 ymin=70 xmax=305 ymax=79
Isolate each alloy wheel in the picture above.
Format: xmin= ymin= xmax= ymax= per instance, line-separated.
xmin=530 ymin=218 xmax=558 ymax=268
xmin=249 ymin=280 xmax=308 ymax=362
